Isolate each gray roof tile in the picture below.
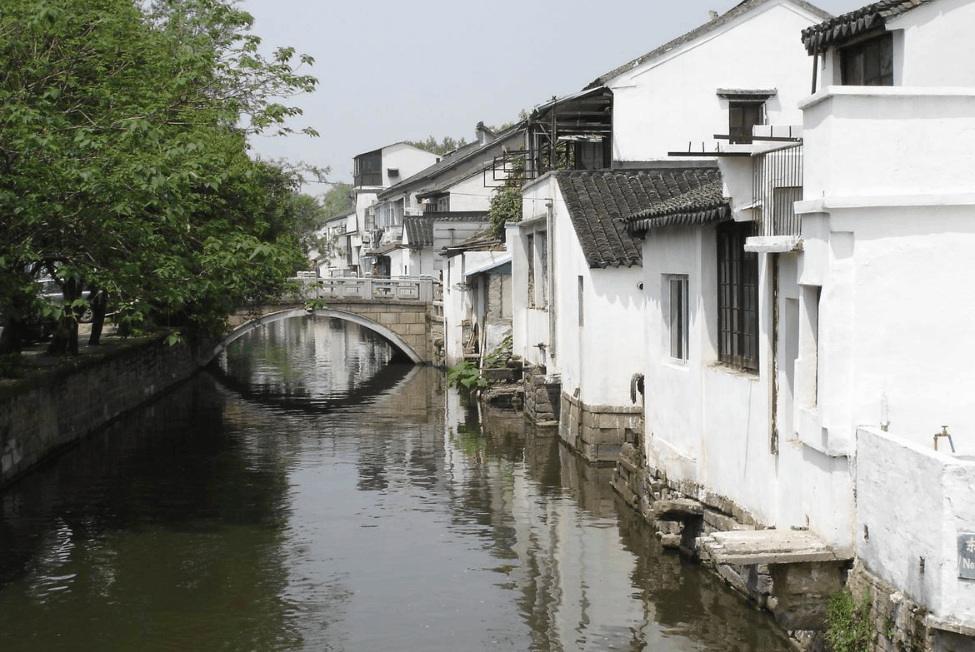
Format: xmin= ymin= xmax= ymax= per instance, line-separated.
xmin=802 ymin=0 xmax=933 ymax=53
xmin=555 ymin=166 xmax=722 ymax=268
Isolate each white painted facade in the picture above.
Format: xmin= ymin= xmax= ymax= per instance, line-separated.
xmin=308 ymin=212 xmax=354 ymax=277
xmin=352 ymin=143 xmax=439 ymax=275
xmin=512 ymin=174 xmax=647 ymax=408
xmin=792 ymin=0 xmax=975 ymax=625
xmin=512 ymin=180 xmax=555 ymax=371
xmin=442 ymin=249 xmax=511 ymax=367
xmin=857 ymin=427 xmax=975 ymax=627
xmin=511 ymin=0 xmax=828 ymax=461
xmin=608 ymin=0 xmax=826 ymax=163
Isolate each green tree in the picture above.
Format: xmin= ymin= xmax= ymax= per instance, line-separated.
xmin=406 ymin=135 xmax=469 ymax=156
xmin=321 ymin=182 xmax=354 ymax=219
xmin=0 ymin=0 xmax=318 ymax=356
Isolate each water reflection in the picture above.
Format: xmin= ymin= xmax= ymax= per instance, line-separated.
xmin=0 ymin=317 xmax=792 ymax=651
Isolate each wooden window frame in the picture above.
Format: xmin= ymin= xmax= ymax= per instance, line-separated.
xmin=667 ymin=275 xmax=689 ymax=362
xmin=840 ymin=32 xmax=894 ymax=87
xmin=717 ymin=221 xmax=759 ymax=372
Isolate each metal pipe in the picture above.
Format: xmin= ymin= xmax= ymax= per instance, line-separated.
xmin=934 ymin=426 xmax=956 ymax=453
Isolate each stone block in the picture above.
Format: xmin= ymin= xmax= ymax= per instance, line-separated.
xmin=768 ymin=562 xmax=846 ymax=631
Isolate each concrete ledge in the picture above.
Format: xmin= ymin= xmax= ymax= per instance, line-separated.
xmin=703 ymin=529 xmax=851 ymax=565
xmin=924 ymin=614 xmax=975 ymax=637
xmin=652 ymin=498 xmax=704 ymax=519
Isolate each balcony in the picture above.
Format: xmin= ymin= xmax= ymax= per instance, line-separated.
xmin=754 ymin=142 xmax=802 ymax=239
xmin=798 ymin=87 xmax=975 ymax=205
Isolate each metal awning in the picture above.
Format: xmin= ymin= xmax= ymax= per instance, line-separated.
xmin=464 ymin=255 xmax=512 ymax=277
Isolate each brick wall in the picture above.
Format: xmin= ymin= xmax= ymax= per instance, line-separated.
xmin=0 ymin=334 xmax=205 ymax=488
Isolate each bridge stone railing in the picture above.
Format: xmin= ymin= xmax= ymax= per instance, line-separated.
xmin=289 ymin=276 xmax=438 ymax=304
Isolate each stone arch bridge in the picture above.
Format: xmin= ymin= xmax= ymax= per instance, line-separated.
xmin=207 ymin=277 xmax=444 ymax=365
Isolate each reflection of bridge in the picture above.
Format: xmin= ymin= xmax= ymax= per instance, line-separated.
xmin=206 ymin=277 xmax=444 ymax=365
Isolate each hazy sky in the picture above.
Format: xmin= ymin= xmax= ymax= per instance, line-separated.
xmin=242 ymin=0 xmax=863 ymax=191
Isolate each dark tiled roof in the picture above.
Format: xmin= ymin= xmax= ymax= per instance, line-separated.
xmin=377 ymin=126 xmax=524 ymax=200
xmin=405 ymin=216 xmax=433 ymax=249
xmin=420 ymin=211 xmax=490 ymax=222
xmin=441 ymin=229 xmax=506 ymax=257
xmin=406 ymin=212 xmax=492 ymax=250
xmin=623 ymin=181 xmax=731 ymax=234
xmin=556 ymin=167 xmax=722 ymax=268
xmin=586 ymin=0 xmax=831 ymax=89
xmin=801 ymin=0 xmax=933 ymax=53
xmin=371 ymin=241 xmax=403 ymax=256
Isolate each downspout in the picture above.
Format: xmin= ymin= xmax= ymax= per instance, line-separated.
xmin=770 ymin=252 xmax=780 ymax=455
xmin=811 ymin=51 xmax=819 ymax=95
xmin=546 ymin=199 xmax=556 ymax=364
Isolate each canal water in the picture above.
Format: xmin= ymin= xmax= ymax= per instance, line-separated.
xmin=0 ymin=316 xmax=794 ymax=651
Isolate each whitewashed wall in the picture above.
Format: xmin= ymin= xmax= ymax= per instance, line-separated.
xmin=380 ymin=143 xmax=439 ymax=189
xmin=513 ymin=176 xmax=557 ymax=369
xmin=857 ymin=427 xmax=975 ymax=623
xmin=552 ymin=214 xmax=645 ymax=408
xmin=447 ymin=172 xmax=495 ymax=211
xmin=816 ymin=0 xmax=975 ymax=88
xmin=798 ymin=87 xmax=975 ymax=452
xmin=442 ymin=254 xmax=472 ymax=368
xmin=442 ymin=250 xmax=510 ymax=368
xmin=610 ymin=1 xmax=822 ymax=163
xmin=795 ymin=205 xmax=975 ymax=455
xmin=800 ymin=90 xmax=975 ymax=202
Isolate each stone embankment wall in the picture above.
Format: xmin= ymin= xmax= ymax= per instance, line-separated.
xmin=523 ymin=364 xmax=560 ymax=427
xmin=846 ymin=561 xmax=975 ymax=652
xmin=0 ymin=334 xmax=206 ymax=488
xmin=560 ymin=392 xmax=642 ymax=465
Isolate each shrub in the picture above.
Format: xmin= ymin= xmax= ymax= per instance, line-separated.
xmin=446 ymin=361 xmax=488 ymax=392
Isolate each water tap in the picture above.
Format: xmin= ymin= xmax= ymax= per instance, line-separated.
xmin=934 ymin=426 xmax=955 ymax=453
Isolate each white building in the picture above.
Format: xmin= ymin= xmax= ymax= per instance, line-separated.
xmin=795 ymin=0 xmax=975 ymax=643
xmin=510 ymin=0 xmax=830 ymax=464
xmin=351 ymin=142 xmax=440 ymax=276
xmin=366 ymin=124 xmax=522 ymax=279
xmin=308 ymin=209 xmax=356 ymax=277
xmin=614 ymin=0 xmax=975 ymax=641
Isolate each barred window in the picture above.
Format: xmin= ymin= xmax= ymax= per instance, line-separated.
xmin=717 ymin=221 xmax=759 ymax=371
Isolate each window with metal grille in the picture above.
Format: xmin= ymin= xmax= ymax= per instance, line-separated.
xmin=717 ymin=221 xmax=759 ymax=371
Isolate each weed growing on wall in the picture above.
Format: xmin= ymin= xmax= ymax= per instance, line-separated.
xmin=483 ymin=335 xmax=513 ymax=369
xmin=826 ymin=588 xmax=873 ymax=652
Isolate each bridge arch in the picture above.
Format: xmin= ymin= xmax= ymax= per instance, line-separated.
xmin=206 ymin=308 xmax=423 ymax=365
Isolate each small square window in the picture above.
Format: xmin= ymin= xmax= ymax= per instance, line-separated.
xmin=729 ymin=101 xmax=764 ymax=145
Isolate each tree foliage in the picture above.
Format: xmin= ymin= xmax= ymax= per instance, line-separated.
xmin=406 ymin=135 xmax=468 ymax=156
xmin=321 ymin=182 xmax=354 ymax=219
xmin=0 ymin=0 xmax=319 ymax=356
xmin=488 ymin=154 xmax=525 ymax=232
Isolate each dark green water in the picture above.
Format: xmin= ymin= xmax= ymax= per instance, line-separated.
xmin=0 ymin=316 xmax=793 ymax=651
